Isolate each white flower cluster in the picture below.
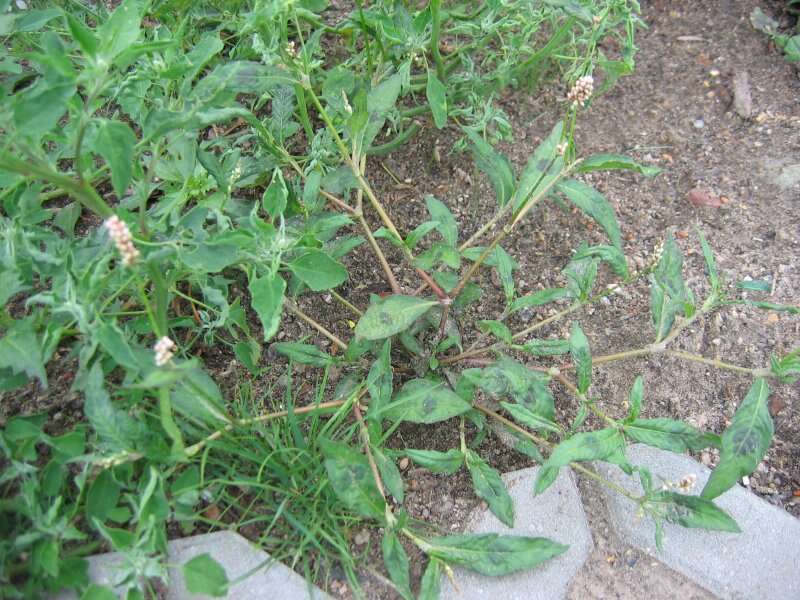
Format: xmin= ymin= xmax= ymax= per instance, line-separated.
xmin=104 ymin=216 xmax=139 ymax=267
xmin=153 ymin=336 xmax=176 ymax=367
xmin=567 ymin=75 xmax=594 ymax=108
xmin=661 ymin=473 xmax=697 ymax=494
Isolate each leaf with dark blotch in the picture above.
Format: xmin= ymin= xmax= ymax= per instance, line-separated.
xmin=380 ymin=379 xmax=472 ymax=424
xmin=536 ymin=428 xmax=624 ymax=493
xmin=702 ymin=379 xmax=772 ymax=500
xmin=319 ymin=438 xmax=386 ymax=520
xmin=466 ymin=450 xmax=514 ymax=527
xmin=624 ymin=418 xmax=718 ymax=453
xmin=382 ymin=531 xmax=412 ymax=600
xmin=468 ymin=358 xmax=554 ymax=421
xmin=646 ymin=492 xmax=740 ymax=533
xmin=405 ymin=448 xmax=464 ymax=474
xmin=366 ymin=340 xmax=393 ymax=421
xmin=419 ymin=533 xmax=568 ymax=576
xmin=513 ymin=121 xmax=564 ymax=211
xmin=355 ymin=295 xmax=438 ymax=340
xmin=569 ymin=322 xmax=592 ymax=394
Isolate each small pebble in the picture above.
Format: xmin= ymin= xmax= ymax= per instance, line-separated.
xmin=693 ymin=118 xmax=705 ymax=129
xmin=742 ymin=475 xmax=750 ymax=487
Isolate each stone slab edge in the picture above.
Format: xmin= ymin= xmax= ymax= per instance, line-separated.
xmin=595 ymin=443 xmax=800 ymax=600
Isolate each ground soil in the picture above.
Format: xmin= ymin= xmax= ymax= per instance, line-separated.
xmin=3 ymin=0 xmax=797 ymax=598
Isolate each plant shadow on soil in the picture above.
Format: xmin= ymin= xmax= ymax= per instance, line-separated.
xmin=2 ymin=1 xmax=797 ymax=599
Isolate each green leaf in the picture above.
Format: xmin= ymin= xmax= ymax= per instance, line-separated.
xmin=466 ymin=449 xmax=514 ymax=527
xmin=467 ymin=358 xmax=554 ymax=420
xmin=80 ymin=584 xmax=117 ymax=600
xmin=366 ymin=340 xmax=393 ymax=421
xmin=0 ymin=318 xmax=47 ymax=387
xmin=650 ymin=236 xmax=690 ymax=341
xmin=13 ymin=8 xmax=63 ymax=32
xmin=405 ymin=448 xmax=464 ymax=474
xmin=510 ymin=288 xmax=569 ymax=313
xmin=563 ymin=254 xmax=598 ymax=301
xmin=646 ymin=492 xmax=740 ymax=533
xmin=500 ymin=402 xmax=563 ymax=435
xmin=97 ymin=0 xmax=142 ymax=63
xmin=626 ymin=376 xmax=644 ymax=422
xmin=572 ymin=244 xmax=629 ymax=278
xmin=478 ymin=320 xmax=512 ymax=343
xmin=182 ymin=554 xmax=229 ymax=597
xmin=91 ymin=120 xmax=137 ymax=198
xmin=576 ymin=154 xmax=661 ymax=177
xmin=86 ymin=470 xmax=120 ymax=522
xmin=249 ymin=273 xmax=285 ymax=342
xmin=426 ymin=70 xmax=448 ymax=128
xmin=289 ymin=250 xmax=347 ymax=291
xmin=181 ymin=243 xmax=240 ymax=273
xmin=355 ymin=295 xmax=437 ymax=340
xmin=736 ymin=279 xmax=771 ymax=292
xmin=702 ymin=379 xmax=772 ymax=500
xmin=425 ymin=195 xmax=458 ymax=247
xmin=463 ymin=128 xmax=515 ymax=206
xmin=272 ymin=342 xmax=334 ymax=367
xmin=419 ymin=533 xmax=568 ymax=576
xmin=319 ymin=438 xmax=386 ymax=519
xmin=65 ymin=13 xmax=99 ymax=58
xmin=418 ymin=559 xmax=442 ymax=600
xmin=569 ymin=322 xmax=592 ymax=394
xmin=374 ymin=447 xmax=404 ymax=503
xmin=696 ymin=228 xmax=720 ymax=293
xmin=516 ymin=338 xmax=570 ymax=357
xmin=94 ymin=321 xmax=139 ymax=372
xmin=405 ymin=221 xmax=439 ymax=249
xmin=382 ymin=531 xmax=412 ymax=600
xmin=262 ymin=169 xmax=288 ymax=219
xmin=624 ymin=419 xmax=717 ymax=453
xmin=537 ymin=428 xmax=624 ymax=493
xmin=14 ymin=81 xmax=76 ymax=139
xmin=513 ymin=121 xmax=564 ymax=211
xmin=557 ymin=179 xmax=623 ymax=250
xmin=381 ymin=379 xmax=472 ymax=424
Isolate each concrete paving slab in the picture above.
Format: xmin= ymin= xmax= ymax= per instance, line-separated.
xmin=51 ymin=531 xmax=330 ymax=599
xmin=442 ymin=466 xmax=592 ymax=600
xmin=595 ymin=443 xmax=800 ymax=600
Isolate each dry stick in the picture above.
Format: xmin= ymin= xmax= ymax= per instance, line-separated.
xmin=331 ymin=290 xmax=363 ymax=316
xmin=473 ymin=404 xmax=641 ymax=502
xmin=286 ymin=300 xmax=348 ymax=350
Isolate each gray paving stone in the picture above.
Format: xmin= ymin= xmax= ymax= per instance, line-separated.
xmin=442 ymin=466 xmax=593 ymax=600
xmin=52 ymin=531 xmax=330 ymax=599
xmin=595 ymin=443 xmax=800 ymax=600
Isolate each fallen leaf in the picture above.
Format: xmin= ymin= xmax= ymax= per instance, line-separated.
xmin=676 ymin=230 xmax=689 ymax=239
xmin=203 ymin=504 xmax=221 ymax=521
xmin=766 ymin=313 xmax=779 ymax=325
xmin=768 ymin=396 xmax=785 ymax=417
xmin=687 ymin=188 xmax=722 ymax=208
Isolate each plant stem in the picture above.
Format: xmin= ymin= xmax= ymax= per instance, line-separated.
xmin=430 ymin=0 xmax=446 ymax=81
xmin=285 ymin=300 xmax=348 ymax=350
xmin=331 ymin=290 xmax=363 ymax=316
xmin=358 ymin=214 xmax=402 ymax=294
xmin=665 ymin=350 xmax=771 ymax=376
xmin=353 ymin=402 xmax=387 ymax=499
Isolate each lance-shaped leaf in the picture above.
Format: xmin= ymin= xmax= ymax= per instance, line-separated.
xmin=516 ymin=338 xmax=570 ymax=357
xmin=289 ymin=250 xmax=347 ymax=291
xmin=272 ymin=342 xmax=334 ymax=367
xmin=426 ymin=70 xmax=447 ymax=128
xmin=478 ymin=320 xmax=512 ymax=343
xmin=319 ymin=438 xmax=386 ymax=520
xmin=418 ymin=533 xmax=568 ymax=576
xmin=91 ymin=120 xmax=137 ymax=198
xmin=569 ymin=322 xmax=592 ymax=394
xmin=465 ymin=358 xmax=554 ymax=421
xmin=513 ymin=121 xmax=564 ymax=211
xmin=382 ymin=531 xmax=412 ymax=599
xmin=366 ymin=340 xmax=393 ymax=421
xmin=463 ymin=128 xmax=515 ymax=206
xmin=625 ymin=375 xmax=644 ymax=422
xmin=702 ymin=379 xmax=772 ymax=500
xmin=557 ymin=179 xmax=623 ymax=250
xmin=572 ymin=244 xmax=629 ymax=278
xmin=406 ymin=448 xmax=464 ymax=474
xmin=576 ymin=154 xmax=661 ymax=177
xmin=425 ymin=195 xmax=458 ymax=247
xmin=466 ymin=450 xmax=514 ymax=527
xmin=624 ymin=418 xmax=719 ymax=453
xmin=380 ymin=379 xmax=472 ymax=424
xmin=355 ymin=295 xmax=438 ymax=340
xmin=645 ymin=492 xmax=740 ymax=533
xmin=373 ymin=447 xmax=404 ymax=504
xmin=418 ymin=559 xmax=442 ymax=600
xmin=535 ymin=428 xmax=625 ymax=494
xmin=510 ymin=288 xmax=569 ymax=313
xmin=501 ymin=402 xmax=563 ymax=435
xmin=650 ymin=235 xmax=693 ymax=341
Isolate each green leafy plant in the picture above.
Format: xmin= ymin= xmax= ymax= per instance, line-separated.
xmin=1 ymin=1 xmax=797 ymax=599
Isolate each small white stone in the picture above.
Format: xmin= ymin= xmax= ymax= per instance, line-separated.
xmin=742 ymin=475 xmax=750 ymax=486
